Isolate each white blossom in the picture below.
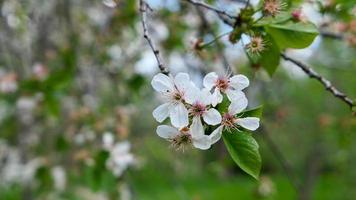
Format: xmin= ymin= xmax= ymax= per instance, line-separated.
xmin=106 ymin=141 xmax=136 ymax=177
xmin=188 ymin=87 xmax=222 ymax=135
xmin=209 ymin=92 xmax=260 ymax=145
xmin=156 ymin=117 xmax=211 ymax=150
xmin=151 ymin=73 xmax=196 ymax=128
xmin=0 ymin=72 xmax=18 ymax=93
xmin=203 ymin=72 xmax=249 ymax=106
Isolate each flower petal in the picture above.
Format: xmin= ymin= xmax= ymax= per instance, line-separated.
xmin=190 ymin=116 xmax=204 ymax=137
xmin=200 ymin=88 xmax=212 ymax=105
xmin=226 ymin=88 xmax=246 ymax=101
xmin=202 ymin=108 xmax=222 ymax=125
xmin=174 ymin=72 xmax=190 ymax=92
xmin=203 ymin=72 xmax=218 ymax=90
xmin=229 ymin=74 xmax=249 ymax=90
xmin=228 ymin=92 xmax=248 ymax=115
xmin=192 ymin=135 xmax=211 ymax=150
xmin=209 ymin=125 xmax=224 ymax=145
xmin=184 ymin=82 xmax=200 ymax=105
xmin=156 ymin=125 xmax=179 ymax=139
xmin=211 ymin=88 xmax=223 ymax=107
xmin=236 ymin=117 xmax=260 ymax=131
xmin=152 ymin=103 xmax=170 ymax=122
xmin=169 ymin=103 xmax=189 ymax=128
xmin=151 ymin=73 xmax=174 ymax=92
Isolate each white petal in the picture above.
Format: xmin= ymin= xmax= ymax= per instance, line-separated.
xmin=229 ymin=74 xmax=249 ymax=90
xmin=174 ymin=73 xmax=190 ymax=91
xmin=200 ymin=88 xmax=212 ymax=105
xmin=209 ymin=125 xmax=224 ymax=145
xmin=228 ymin=93 xmax=248 ymax=115
xmin=226 ymin=89 xmax=246 ymax=102
xmin=169 ymin=103 xmax=189 ymax=128
xmin=190 ymin=116 xmax=204 ymax=137
xmin=203 ymin=72 xmax=218 ymax=90
xmin=211 ymin=88 xmax=223 ymax=107
xmin=151 ymin=73 xmax=174 ymax=92
xmin=184 ymin=82 xmax=200 ymax=105
xmin=202 ymin=108 xmax=222 ymax=125
xmin=236 ymin=117 xmax=260 ymax=131
xmin=152 ymin=103 xmax=170 ymax=122
xmin=192 ymin=135 xmax=211 ymax=150
xmin=156 ymin=125 xmax=179 ymax=139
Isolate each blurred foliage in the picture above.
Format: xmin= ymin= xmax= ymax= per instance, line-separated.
xmin=0 ymin=0 xmax=355 ymax=200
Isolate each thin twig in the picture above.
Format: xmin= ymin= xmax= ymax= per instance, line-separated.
xmin=281 ymin=53 xmax=354 ymax=109
xmin=184 ymin=0 xmax=236 ymax=19
xmin=195 ymin=7 xmax=233 ymax=75
xmin=139 ymin=0 xmax=169 ymax=75
xmin=260 ymin=125 xmax=300 ymax=192
xmin=319 ymin=31 xmax=344 ymax=40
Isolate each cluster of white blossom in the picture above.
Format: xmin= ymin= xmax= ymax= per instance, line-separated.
xmin=151 ymin=72 xmax=260 ymax=150
xmin=102 ymin=132 xmax=136 ymax=177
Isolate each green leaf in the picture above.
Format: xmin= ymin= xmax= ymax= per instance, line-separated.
xmin=223 ymin=131 xmax=262 ymax=179
xmin=265 ymin=21 xmax=319 ymax=49
xmin=222 ymin=106 xmax=263 ymax=179
xmin=250 ymin=35 xmax=280 ymax=76
xmin=242 ymin=106 xmax=264 ymax=118
xmin=254 ymin=12 xmax=292 ymax=26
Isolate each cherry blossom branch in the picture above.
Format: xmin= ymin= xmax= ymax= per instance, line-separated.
xmin=281 ymin=53 xmax=354 ymax=109
xmin=139 ymin=0 xmax=169 ymax=75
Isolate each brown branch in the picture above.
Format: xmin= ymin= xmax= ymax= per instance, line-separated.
xmin=183 ymin=0 xmax=236 ymax=20
xmin=319 ymin=31 xmax=344 ymax=40
xmin=139 ymin=0 xmax=169 ymax=75
xmin=281 ymin=53 xmax=354 ymax=109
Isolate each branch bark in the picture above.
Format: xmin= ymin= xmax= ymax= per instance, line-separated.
xmin=281 ymin=53 xmax=354 ymax=109
xmin=184 ymin=0 xmax=236 ymax=19
xmin=139 ymin=0 xmax=169 ymax=75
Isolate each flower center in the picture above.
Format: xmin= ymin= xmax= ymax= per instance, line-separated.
xmin=191 ymin=102 xmax=206 ymax=116
xmin=215 ymin=78 xmax=229 ymax=92
xmin=246 ymin=36 xmax=265 ymax=54
xmin=222 ymin=113 xmax=236 ymax=128
xmin=171 ymin=90 xmax=184 ymax=102
xmin=264 ymin=0 xmax=284 ymax=16
xmin=170 ymin=127 xmax=192 ymax=151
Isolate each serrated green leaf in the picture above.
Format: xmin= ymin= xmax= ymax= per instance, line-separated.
xmin=223 ymin=131 xmax=262 ymax=179
xmin=265 ymin=21 xmax=319 ymax=49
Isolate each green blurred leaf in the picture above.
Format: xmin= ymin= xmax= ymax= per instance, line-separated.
xmin=265 ymin=21 xmax=319 ymax=49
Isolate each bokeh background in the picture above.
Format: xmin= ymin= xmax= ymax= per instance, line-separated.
xmin=0 ymin=0 xmax=355 ymax=199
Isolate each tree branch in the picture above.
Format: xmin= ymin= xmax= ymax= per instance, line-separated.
xmin=319 ymin=31 xmax=344 ymax=40
xmin=139 ymin=0 xmax=169 ymax=75
xmin=184 ymin=0 xmax=236 ymax=19
xmin=281 ymin=53 xmax=354 ymax=109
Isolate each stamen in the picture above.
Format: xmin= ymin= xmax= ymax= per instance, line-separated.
xmin=215 ymin=77 xmax=229 ymax=92
xmin=190 ymin=102 xmax=207 ymax=116
xmin=169 ymin=127 xmax=192 ymax=151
